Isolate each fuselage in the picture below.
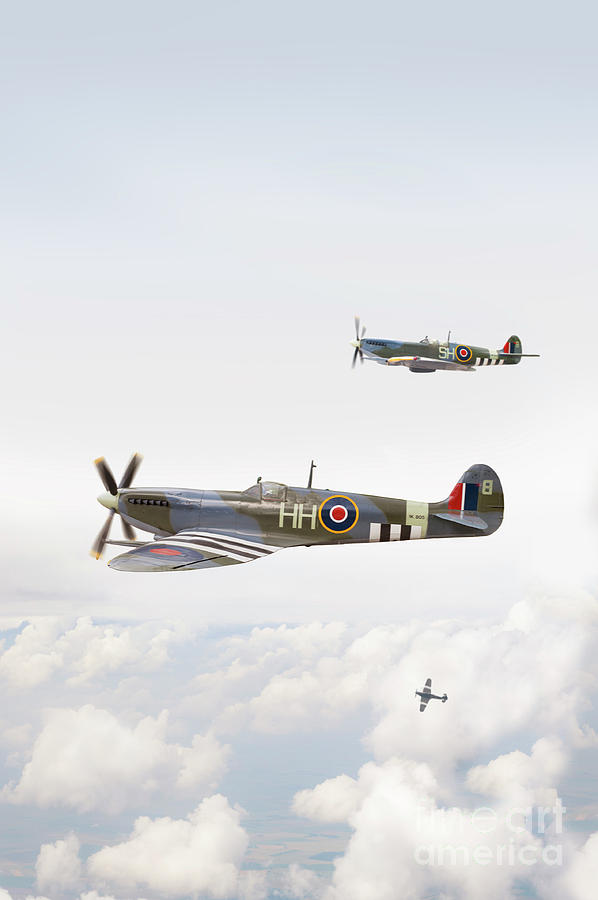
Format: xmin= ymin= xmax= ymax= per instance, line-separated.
xmin=359 ymin=337 xmax=519 ymax=367
xmin=108 ymin=474 xmax=502 ymax=549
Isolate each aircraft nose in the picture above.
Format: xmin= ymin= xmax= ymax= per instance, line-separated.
xmin=350 ymin=340 xmax=360 ymax=349
xmin=97 ymin=491 xmax=118 ymax=510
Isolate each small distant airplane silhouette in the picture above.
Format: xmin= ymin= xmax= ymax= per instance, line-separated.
xmin=415 ymin=678 xmax=448 ymax=712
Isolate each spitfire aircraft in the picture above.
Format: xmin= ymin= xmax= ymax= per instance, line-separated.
xmin=91 ymin=455 xmax=504 ymax=572
xmin=351 ymin=317 xmax=539 ymax=373
xmin=415 ymin=678 xmax=448 ymax=712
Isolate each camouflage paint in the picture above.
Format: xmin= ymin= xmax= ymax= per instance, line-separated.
xmin=352 ymin=333 xmax=539 ymax=372
xmin=105 ymin=464 xmax=503 ymax=572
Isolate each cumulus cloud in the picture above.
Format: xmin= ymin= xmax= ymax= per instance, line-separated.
xmin=295 ymin=754 xmax=569 ymax=900
xmin=185 ymin=621 xmax=415 ymax=735
xmin=466 ymin=736 xmax=567 ymax=808
xmin=0 ymin=617 xmax=188 ymax=689
xmin=0 ymin=891 xmax=132 ymax=900
xmin=3 ymin=706 xmax=229 ymax=813
xmin=183 ymin=594 xmax=598 ymax=760
xmin=87 ymin=794 xmax=248 ymax=897
xmin=366 ymin=595 xmax=598 ymax=769
xmin=293 ymin=774 xmax=364 ymax=823
xmin=2 ymin=593 xmax=597 ymax=899
xmin=276 ymin=863 xmax=325 ymax=899
xmin=183 ymin=622 xmax=353 ymax=730
xmin=0 ymin=619 xmax=64 ymax=688
xmin=0 ymin=893 xmax=51 ymax=900
xmin=285 ymin=594 xmax=598 ymax=899
xmin=36 ymin=832 xmax=81 ymax=892
xmin=556 ymin=832 xmax=598 ymax=900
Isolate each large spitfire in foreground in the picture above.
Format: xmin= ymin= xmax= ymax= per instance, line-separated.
xmin=92 ymin=456 xmax=504 ymax=573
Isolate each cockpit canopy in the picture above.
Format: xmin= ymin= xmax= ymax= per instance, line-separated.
xmin=242 ymin=481 xmax=287 ymax=501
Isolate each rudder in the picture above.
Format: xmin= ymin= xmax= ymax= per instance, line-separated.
xmin=501 ymin=334 xmax=522 ymax=362
xmin=429 ymin=464 xmax=504 ymax=537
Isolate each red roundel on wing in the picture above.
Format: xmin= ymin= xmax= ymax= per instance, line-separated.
xmin=150 ymin=547 xmax=182 ymax=556
xmin=330 ymin=505 xmax=348 ymax=522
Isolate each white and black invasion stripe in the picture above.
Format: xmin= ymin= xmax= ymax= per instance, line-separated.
xmin=369 ymin=523 xmax=422 ymax=542
xmin=155 ymin=531 xmax=279 ymax=562
xmin=475 ymin=357 xmax=504 ymax=366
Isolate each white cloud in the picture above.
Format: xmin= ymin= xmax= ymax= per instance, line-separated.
xmin=183 ymin=623 xmax=352 ymax=729
xmin=3 ymin=705 xmax=229 ymax=813
xmin=0 ymin=620 xmax=64 ymax=688
xmin=276 ymin=863 xmax=325 ymax=899
xmin=365 ymin=595 xmax=598 ymax=769
xmin=236 ymin=871 xmax=268 ymax=900
xmin=79 ymin=894 xmax=123 ymax=900
xmin=285 ymin=594 xmax=598 ymax=899
xmin=0 ymin=617 xmax=189 ymax=689
xmin=466 ymin=737 xmax=567 ymax=808
xmin=62 ymin=617 xmax=189 ymax=685
xmin=176 ymin=732 xmax=229 ymax=791
xmin=1 ymin=593 xmax=597 ymax=899
xmin=0 ymin=893 xmax=51 ymax=900
xmin=293 ymin=774 xmax=363 ymax=823
xmin=36 ymin=832 xmax=81 ymax=892
xmin=87 ymin=795 xmax=248 ymax=897
xmin=188 ymin=622 xmax=414 ymax=735
xmin=556 ymin=832 xmax=598 ymax=900
xmin=296 ymin=755 xmax=567 ymax=900
xmin=0 ymin=891 xmax=141 ymax=900
xmin=186 ymin=595 xmax=598 ymax=760
xmin=0 ymin=720 xmax=31 ymax=751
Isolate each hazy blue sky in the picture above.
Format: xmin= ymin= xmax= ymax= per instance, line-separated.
xmin=1 ymin=2 xmax=597 ymax=897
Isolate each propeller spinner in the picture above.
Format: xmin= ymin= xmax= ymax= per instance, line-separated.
xmin=91 ymin=453 xmax=143 ymax=559
xmin=351 ymin=315 xmax=366 ymax=368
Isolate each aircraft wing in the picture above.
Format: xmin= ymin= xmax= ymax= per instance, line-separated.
xmin=108 ymin=531 xmax=280 ymax=572
xmin=386 ymin=356 xmax=475 ymax=372
xmin=419 ymin=678 xmax=432 ymax=712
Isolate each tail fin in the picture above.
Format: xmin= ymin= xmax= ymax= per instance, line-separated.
xmin=429 ymin=464 xmax=504 ymax=537
xmin=499 ymin=334 xmax=540 ymax=360
xmin=502 ymin=334 xmax=522 ymax=355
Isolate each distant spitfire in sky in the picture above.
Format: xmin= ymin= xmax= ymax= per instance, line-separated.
xmin=350 ymin=316 xmax=539 ymax=373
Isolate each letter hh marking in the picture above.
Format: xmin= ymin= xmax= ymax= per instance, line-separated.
xmin=297 ymin=503 xmax=318 ymax=529
xmin=279 ymin=502 xmax=298 ymax=528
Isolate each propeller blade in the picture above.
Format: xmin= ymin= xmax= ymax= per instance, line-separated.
xmin=95 ymin=457 xmax=118 ymax=496
xmin=92 ymin=453 xmax=143 ymax=560
xmin=360 ymin=325 xmax=366 ymax=339
xmin=121 ymin=519 xmax=136 ymax=541
xmin=354 ymin=315 xmax=361 ymax=341
xmin=119 ymin=452 xmax=143 ymax=489
xmin=352 ymin=347 xmax=359 ymax=369
xmin=91 ymin=510 xmax=115 ymax=559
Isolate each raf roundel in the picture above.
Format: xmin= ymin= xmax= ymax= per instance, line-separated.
xmin=455 ymin=344 xmax=473 ymax=363
xmin=318 ymin=495 xmax=359 ymax=533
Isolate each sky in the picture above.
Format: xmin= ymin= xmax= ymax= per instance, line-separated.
xmin=1 ymin=1 xmax=597 ymax=897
